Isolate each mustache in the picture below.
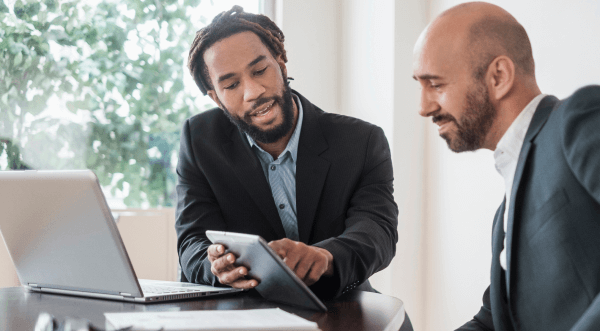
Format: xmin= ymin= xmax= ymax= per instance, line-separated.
xmin=432 ymin=113 xmax=456 ymax=125
xmin=251 ymin=97 xmax=277 ymax=112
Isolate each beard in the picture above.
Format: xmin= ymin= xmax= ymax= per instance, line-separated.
xmin=435 ymin=81 xmax=497 ymax=152
xmin=219 ymin=83 xmax=295 ymax=144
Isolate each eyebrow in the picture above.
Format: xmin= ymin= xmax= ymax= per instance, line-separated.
xmin=248 ymin=55 xmax=266 ymax=67
xmin=217 ymin=55 xmax=267 ymax=83
xmin=412 ymin=74 xmax=442 ymax=81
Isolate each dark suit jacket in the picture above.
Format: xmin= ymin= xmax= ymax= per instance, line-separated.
xmin=458 ymin=85 xmax=600 ymax=331
xmin=175 ymin=90 xmax=398 ymax=299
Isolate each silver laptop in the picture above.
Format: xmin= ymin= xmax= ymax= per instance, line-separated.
xmin=0 ymin=170 xmax=242 ymax=303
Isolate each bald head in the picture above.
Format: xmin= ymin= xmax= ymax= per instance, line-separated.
xmin=413 ymin=2 xmax=542 ymax=152
xmin=419 ymin=2 xmax=534 ymax=80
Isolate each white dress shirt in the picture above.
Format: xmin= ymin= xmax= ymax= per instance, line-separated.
xmin=494 ymin=93 xmax=547 ymax=270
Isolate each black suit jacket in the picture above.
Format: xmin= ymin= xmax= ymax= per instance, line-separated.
xmin=458 ymin=85 xmax=600 ymax=331
xmin=175 ymin=90 xmax=398 ymax=299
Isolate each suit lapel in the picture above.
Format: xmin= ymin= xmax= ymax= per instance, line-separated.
xmin=294 ymin=91 xmax=330 ymax=243
xmin=505 ymin=95 xmax=559 ymax=294
xmin=221 ymin=126 xmax=286 ymax=238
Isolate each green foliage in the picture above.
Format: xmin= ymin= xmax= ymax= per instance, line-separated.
xmin=0 ymin=0 xmax=210 ymax=207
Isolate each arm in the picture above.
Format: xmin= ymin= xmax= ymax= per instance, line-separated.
xmin=175 ymin=119 xmax=229 ymax=287
xmin=561 ymin=86 xmax=600 ymax=330
xmin=312 ymin=126 xmax=399 ymax=298
xmin=456 ymin=286 xmax=495 ymax=331
xmin=561 ymin=85 xmax=600 ymax=204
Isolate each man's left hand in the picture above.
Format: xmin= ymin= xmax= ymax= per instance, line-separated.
xmin=268 ymin=238 xmax=334 ymax=286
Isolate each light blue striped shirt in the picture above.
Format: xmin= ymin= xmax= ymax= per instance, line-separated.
xmin=246 ymin=94 xmax=303 ymax=241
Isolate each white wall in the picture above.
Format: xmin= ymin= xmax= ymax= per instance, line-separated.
xmin=279 ymin=1 xmax=429 ymax=329
xmin=276 ymin=0 xmax=342 ymax=114
xmin=279 ymin=1 xmax=600 ymax=331
xmin=340 ymin=0 xmax=425 ymax=326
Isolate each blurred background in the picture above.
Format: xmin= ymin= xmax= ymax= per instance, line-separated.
xmin=1 ymin=0 xmax=599 ymax=330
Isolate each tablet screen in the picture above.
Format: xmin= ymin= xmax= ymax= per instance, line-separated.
xmin=206 ymin=230 xmax=327 ymax=312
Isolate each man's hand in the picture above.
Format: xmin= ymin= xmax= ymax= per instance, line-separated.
xmin=207 ymin=244 xmax=258 ymax=289
xmin=268 ymin=238 xmax=334 ymax=286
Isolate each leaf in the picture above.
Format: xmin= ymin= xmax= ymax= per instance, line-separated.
xmin=24 ymin=2 xmax=40 ymax=17
xmin=28 ymin=94 xmax=47 ymax=115
xmin=84 ymin=28 xmax=98 ymax=45
xmin=13 ymin=0 xmax=25 ymax=19
xmin=184 ymin=0 xmax=201 ymax=7
xmin=22 ymin=53 xmax=32 ymax=68
xmin=13 ymin=51 xmax=23 ymax=66
xmin=8 ymin=42 xmax=28 ymax=55
xmin=37 ymin=42 xmax=49 ymax=55
xmin=65 ymin=18 xmax=74 ymax=33
xmin=0 ymin=0 xmax=9 ymax=13
xmin=44 ymin=0 xmax=56 ymax=11
xmin=37 ymin=9 xmax=47 ymax=24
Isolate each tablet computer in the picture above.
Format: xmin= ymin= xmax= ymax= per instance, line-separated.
xmin=205 ymin=230 xmax=327 ymax=312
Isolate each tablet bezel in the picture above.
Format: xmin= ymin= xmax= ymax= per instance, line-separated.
xmin=205 ymin=230 xmax=327 ymax=312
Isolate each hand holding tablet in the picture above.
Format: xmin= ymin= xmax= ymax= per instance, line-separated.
xmin=206 ymin=242 xmax=258 ymax=289
xmin=267 ymin=238 xmax=334 ymax=286
xmin=206 ymin=231 xmax=328 ymax=311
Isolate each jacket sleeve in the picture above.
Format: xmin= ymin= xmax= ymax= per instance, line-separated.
xmin=561 ymin=85 xmax=600 ymax=205
xmin=561 ymin=86 xmax=600 ymax=330
xmin=174 ymin=118 xmax=225 ymax=287
xmin=312 ymin=126 xmax=399 ymax=299
xmin=456 ymin=286 xmax=495 ymax=331
xmin=571 ymin=295 xmax=600 ymax=331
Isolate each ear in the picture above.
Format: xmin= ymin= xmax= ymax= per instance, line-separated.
xmin=275 ymin=54 xmax=287 ymax=78
xmin=486 ymin=55 xmax=515 ymax=101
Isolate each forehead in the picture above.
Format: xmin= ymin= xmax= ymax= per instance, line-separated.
xmin=413 ymin=21 xmax=471 ymax=79
xmin=203 ymin=31 xmax=272 ymax=78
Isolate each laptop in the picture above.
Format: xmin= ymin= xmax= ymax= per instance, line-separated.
xmin=0 ymin=170 xmax=242 ymax=303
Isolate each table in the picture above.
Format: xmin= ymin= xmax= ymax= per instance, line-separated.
xmin=0 ymin=287 xmax=411 ymax=331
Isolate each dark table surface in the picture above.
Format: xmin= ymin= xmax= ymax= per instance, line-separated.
xmin=0 ymin=287 xmax=407 ymax=331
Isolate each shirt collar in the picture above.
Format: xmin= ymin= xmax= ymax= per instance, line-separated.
xmin=494 ymin=93 xmax=547 ymax=175
xmin=246 ymin=93 xmax=303 ymax=162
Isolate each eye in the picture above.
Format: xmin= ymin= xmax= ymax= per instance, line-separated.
xmin=224 ymin=81 xmax=239 ymax=90
xmin=430 ymin=83 xmax=443 ymax=90
xmin=254 ymin=66 xmax=268 ymax=76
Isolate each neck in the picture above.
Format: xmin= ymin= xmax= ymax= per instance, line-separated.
xmin=485 ymin=80 xmax=541 ymax=150
xmin=256 ymin=97 xmax=299 ymax=159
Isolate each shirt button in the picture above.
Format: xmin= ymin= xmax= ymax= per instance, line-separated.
xmin=279 ymin=204 xmax=285 ymax=209
xmin=270 ymin=165 xmax=276 ymax=171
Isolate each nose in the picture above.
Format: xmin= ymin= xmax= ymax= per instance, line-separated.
xmin=418 ymin=88 xmax=439 ymax=117
xmin=243 ymin=77 xmax=266 ymax=103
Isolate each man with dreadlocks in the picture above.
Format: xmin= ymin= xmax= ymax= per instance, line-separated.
xmin=175 ymin=6 xmax=399 ymax=301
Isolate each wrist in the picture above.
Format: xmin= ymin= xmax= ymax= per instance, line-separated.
xmin=320 ymin=247 xmax=334 ymax=276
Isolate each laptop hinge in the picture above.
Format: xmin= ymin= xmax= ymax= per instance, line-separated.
xmin=29 ymin=283 xmax=40 ymax=289
xmin=120 ymin=292 xmax=134 ymax=297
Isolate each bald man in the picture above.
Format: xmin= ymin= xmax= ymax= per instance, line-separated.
xmin=413 ymin=2 xmax=600 ymax=331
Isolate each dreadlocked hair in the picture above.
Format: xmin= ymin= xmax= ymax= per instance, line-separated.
xmin=187 ymin=5 xmax=287 ymax=95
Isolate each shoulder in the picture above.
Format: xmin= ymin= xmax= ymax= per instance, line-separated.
xmin=186 ymin=107 xmax=230 ymax=131
xmin=299 ymin=98 xmax=384 ymax=145
xmin=558 ymin=85 xmax=600 ymax=118
xmin=555 ymin=85 xmax=600 ymax=150
xmin=183 ymin=107 xmax=234 ymax=143
xmin=309 ymin=107 xmax=390 ymax=160
xmin=295 ymin=89 xmax=383 ymax=140
xmin=317 ymin=111 xmax=382 ymax=139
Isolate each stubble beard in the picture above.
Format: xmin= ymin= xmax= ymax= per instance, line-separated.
xmin=219 ymin=82 xmax=295 ymax=144
xmin=440 ymin=81 xmax=497 ymax=153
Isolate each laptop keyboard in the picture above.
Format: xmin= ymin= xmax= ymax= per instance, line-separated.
xmin=142 ymin=285 xmax=204 ymax=295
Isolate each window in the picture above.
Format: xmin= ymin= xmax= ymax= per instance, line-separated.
xmin=1 ymin=0 xmax=265 ymax=208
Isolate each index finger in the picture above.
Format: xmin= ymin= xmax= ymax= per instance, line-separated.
xmin=207 ymin=244 xmax=226 ymax=258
